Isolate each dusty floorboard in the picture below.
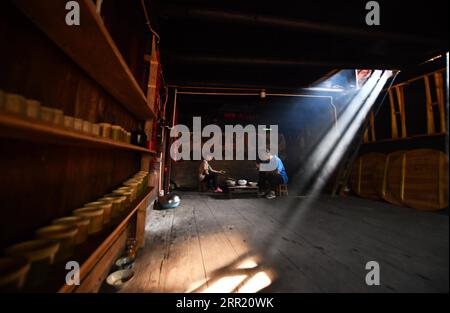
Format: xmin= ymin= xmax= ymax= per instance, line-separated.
xmin=121 ymin=193 xmax=449 ymax=293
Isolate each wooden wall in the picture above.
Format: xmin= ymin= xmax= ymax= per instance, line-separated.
xmin=0 ymin=2 xmax=144 ymax=249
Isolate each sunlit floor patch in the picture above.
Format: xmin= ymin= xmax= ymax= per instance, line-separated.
xmin=197 ymin=258 xmax=273 ymax=293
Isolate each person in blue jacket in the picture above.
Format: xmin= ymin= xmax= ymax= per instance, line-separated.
xmin=257 ymin=151 xmax=288 ymax=199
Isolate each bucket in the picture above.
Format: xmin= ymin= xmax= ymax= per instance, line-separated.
xmin=40 ymin=106 xmax=54 ymax=123
xmin=0 ymin=257 xmax=31 ymax=292
xmin=111 ymin=126 xmax=121 ymax=141
xmin=99 ymin=123 xmax=111 ymax=138
xmin=124 ymin=180 xmax=142 ymax=197
xmin=52 ymin=216 xmax=90 ymax=245
xmin=98 ymin=196 xmax=123 ymax=220
xmin=122 ymin=182 xmax=139 ymax=200
xmin=52 ymin=109 xmax=63 ymax=126
xmin=73 ymin=118 xmax=83 ymax=131
xmin=116 ymin=185 xmax=135 ymax=200
xmin=73 ymin=207 xmax=104 ymax=234
xmin=85 ymin=201 xmax=112 ymax=224
xmin=104 ymin=194 xmax=127 ymax=216
xmin=92 ymin=124 xmax=100 ymax=136
xmin=82 ymin=121 xmax=92 ymax=134
xmin=63 ymin=116 xmax=75 ymax=129
xmin=5 ymin=239 xmax=60 ymax=287
xmin=4 ymin=94 xmax=26 ymax=115
xmin=35 ymin=225 xmax=78 ymax=261
xmin=24 ymin=100 xmax=41 ymax=119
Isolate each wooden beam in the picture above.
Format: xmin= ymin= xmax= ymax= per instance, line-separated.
xmin=388 ymin=89 xmax=399 ymax=139
xmin=369 ymin=111 xmax=376 ymax=142
xmin=434 ymin=72 xmax=446 ymax=134
xmin=424 ymin=75 xmax=436 ymax=134
xmin=13 ymin=0 xmax=153 ymax=118
xmin=395 ymin=86 xmax=407 ymax=138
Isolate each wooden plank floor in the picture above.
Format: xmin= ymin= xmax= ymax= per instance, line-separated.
xmin=121 ymin=193 xmax=449 ymax=293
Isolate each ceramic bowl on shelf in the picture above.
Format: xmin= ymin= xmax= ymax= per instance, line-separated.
xmin=248 ymin=182 xmax=258 ymax=187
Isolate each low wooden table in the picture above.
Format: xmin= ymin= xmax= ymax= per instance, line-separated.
xmin=227 ymin=186 xmax=259 ymax=199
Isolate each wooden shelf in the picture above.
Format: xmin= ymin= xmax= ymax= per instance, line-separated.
xmin=0 ymin=113 xmax=157 ymax=154
xmin=13 ymin=0 xmax=154 ymax=119
xmin=21 ymin=187 xmax=154 ymax=293
xmin=60 ymin=187 xmax=154 ymax=293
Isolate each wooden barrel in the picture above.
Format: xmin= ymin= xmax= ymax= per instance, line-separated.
xmin=402 ymin=149 xmax=449 ymax=211
xmin=382 ymin=151 xmax=406 ymax=206
xmin=350 ymin=153 xmax=386 ymax=199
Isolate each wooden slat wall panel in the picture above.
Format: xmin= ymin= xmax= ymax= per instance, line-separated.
xmin=0 ymin=139 xmax=140 ymax=249
xmin=0 ymin=2 xmax=140 ymax=130
xmin=0 ymin=2 xmax=143 ymax=250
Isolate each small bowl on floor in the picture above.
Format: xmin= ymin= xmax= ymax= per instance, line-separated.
xmin=114 ymin=256 xmax=135 ymax=270
xmin=106 ymin=269 xmax=135 ymax=290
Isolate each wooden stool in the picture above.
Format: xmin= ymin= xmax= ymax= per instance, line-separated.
xmin=276 ymin=184 xmax=289 ymax=196
xmin=198 ymin=180 xmax=208 ymax=192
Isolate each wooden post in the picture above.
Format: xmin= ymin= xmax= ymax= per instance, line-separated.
xmin=395 ymin=86 xmax=407 ymax=138
xmin=363 ymin=128 xmax=369 ymax=143
xmin=424 ymin=75 xmax=436 ymax=134
xmin=369 ymin=110 xmax=376 ymax=142
xmin=388 ymin=89 xmax=399 ymax=139
xmin=434 ymin=72 xmax=446 ymax=134
xmin=136 ymin=36 xmax=160 ymax=250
